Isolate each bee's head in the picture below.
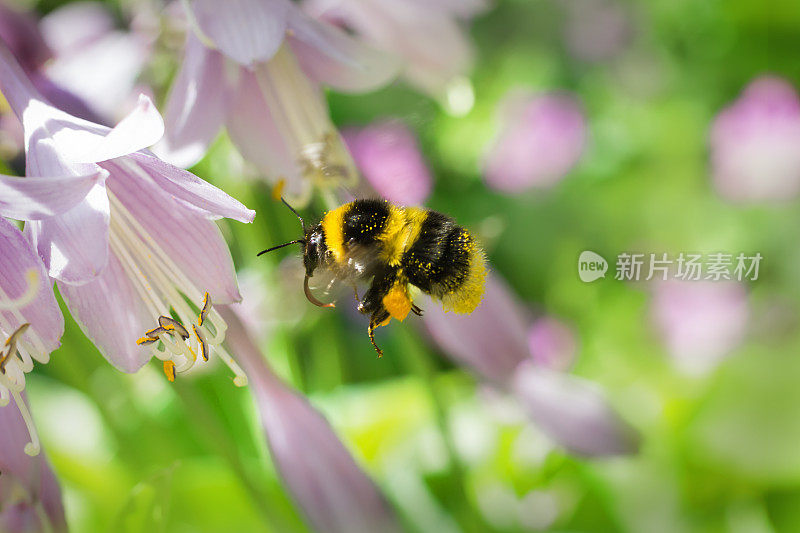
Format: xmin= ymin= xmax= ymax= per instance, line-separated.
xmin=302 ymin=223 xmax=326 ymax=277
xmin=257 ymin=198 xmax=327 ymax=277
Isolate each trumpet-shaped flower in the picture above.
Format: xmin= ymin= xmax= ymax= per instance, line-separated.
xmin=651 ymin=280 xmax=749 ymax=375
xmin=0 ymin=40 xmax=255 ymax=384
xmin=158 ymin=0 xmax=399 ymax=205
xmin=39 ymin=1 xmax=151 ymax=121
xmin=221 ymin=307 xmax=402 ymax=533
xmin=342 ymin=120 xmax=432 ymax=205
xmin=710 ymin=76 xmax=800 ymax=202
xmin=423 ymin=274 xmax=638 ymax=456
xmin=305 ymin=0 xmax=489 ymax=99
xmin=0 ymin=149 xmax=104 ymax=453
xmin=0 ymin=394 xmax=66 ymax=532
xmin=484 ymin=92 xmax=586 ymax=193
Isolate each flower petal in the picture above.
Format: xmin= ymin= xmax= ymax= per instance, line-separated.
xmin=64 ymin=94 xmax=164 ymax=164
xmin=0 ymin=395 xmax=66 ymax=533
xmin=190 ymin=0 xmax=290 ymax=66
xmin=225 ymin=71 xmax=310 ymax=199
xmin=103 ymin=158 xmax=242 ymax=304
xmin=0 ymin=217 xmax=63 ymax=353
xmin=126 ymin=152 xmax=255 ymax=223
xmin=58 ymin=249 xmax=153 ymax=372
xmin=422 ymin=274 xmax=530 ymax=385
xmin=0 ymin=171 xmax=106 ymax=220
xmin=342 ymin=121 xmax=432 ymax=205
xmin=155 ymin=34 xmax=230 ymax=168
xmin=221 ymin=308 xmax=403 ymax=533
xmin=26 ymin=180 xmax=110 ymax=285
xmin=511 ymin=362 xmax=639 ymax=456
xmin=0 ymin=38 xmax=44 ymax=120
xmin=484 ymin=92 xmax=586 ymax=192
xmin=287 ymin=9 xmax=399 ymax=92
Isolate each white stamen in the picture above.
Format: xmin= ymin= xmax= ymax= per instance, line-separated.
xmin=253 ymin=45 xmax=357 ymax=199
xmin=106 ymin=179 xmax=247 ymax=387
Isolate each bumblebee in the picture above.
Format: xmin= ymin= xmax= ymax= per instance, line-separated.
xmin=259 ymin=199 xmax=487 ymax=356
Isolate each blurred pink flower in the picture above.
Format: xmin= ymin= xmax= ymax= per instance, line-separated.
xmin=342 ymin=120 xmax=432 ymax=205
xmin=563 ymin=0 xmax=632 ymax=63
xmin=221 ymin=307 xmax=402 ymax=533
xmin=0 ymin=41 xmax=255 ymax=384
xmin=710 ymin=76 xmax=800 ymax=202
xmin=423 ymin=274 xmax=638 ymax=456
xmin=0 ymin=396 xmax=66 ymax=532
xmin=305 ymin=0 xmax=489 ymax=98
xmin=651 ymin=280 xmax=749 ymax=374
xmin=159 ymin=0 xmax=398 ymax=205
xmin=484 ymin=92 xmax=586 ymax=193
xmin=39 ymin=1 xmax=151 ymax=120
xmin=528 ymin=317 xmax=577 ymax=372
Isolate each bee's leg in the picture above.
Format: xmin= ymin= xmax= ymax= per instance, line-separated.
xmin=357 ymin=267 xmax=396 ymax=315
xmin=368 ymin=309 xmax=390 ymax=358
xmin=411 ymin=303 xmax=424 ymax=316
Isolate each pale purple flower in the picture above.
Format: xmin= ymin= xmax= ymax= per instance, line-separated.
xmin=39 ymin=1 xmax=151 ymax=121
xmin=305 ymin=0 xmax=489 ymax=99
xmin=0 ymin=147 xmax=103 ymax=454
xmin=158 ymin=0 xmax=398 ymax=205
xmin=423 ymin=274 xmax=638 ymax=456
xmin=221 ymin=307 xmax=402 ymax=533
xmin=342 ymin=120 xmax=432 ymax=205
xmin=0 ymin=40 xmax=255 ymax=385
xmin=511 ymin=361 xmax=638 ymax=457
xmin=710 ymin=76 xmax=800 ymax=202
xmin=651 ymin=280 xmax=749 ymax=375
xmin=484 ymin=92 xmax=586 ymax=193
xmin=528 ymin=317 xmax=577 ymax=372
xmin=0 ymin=396 xmax=66 ymax=532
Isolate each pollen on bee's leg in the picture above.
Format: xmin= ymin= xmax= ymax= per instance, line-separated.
xmin=163 ymin=360 xmax=176 ymax=382
xmin=198 ymin=293 xmax=212 ymax=327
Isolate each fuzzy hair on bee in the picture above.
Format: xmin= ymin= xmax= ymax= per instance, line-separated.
xmin=258 ymin=198 xmax=488 ymax=357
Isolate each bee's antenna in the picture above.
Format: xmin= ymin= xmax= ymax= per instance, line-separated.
xmin=257 ymin=239 xmax=305 ymax=256
xmin=281 ymin=197 xmax=306 ymax=233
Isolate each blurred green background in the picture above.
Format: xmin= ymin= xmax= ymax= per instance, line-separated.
xmin=10 ymin=0 xmax=800 ymax=531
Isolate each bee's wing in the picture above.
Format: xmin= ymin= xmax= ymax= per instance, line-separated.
xmin=305 ymin=242 xmax=384 ymax=306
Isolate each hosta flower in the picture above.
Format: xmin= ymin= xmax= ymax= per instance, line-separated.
xmin=305 ymin=0 xmax=489 ymax=100
xmin=39 ymin=1 xmax=151 ymax=120
xmin=0 ymin=395 xmax=66 ymax=532
xmin=528 ymin=316 xmax=577 ymax=372
xmin=342 ymin=120 xmax=432 ymax=205
xmin=0 ymin=40 xmax=255 ymax=385
xmin=710 ymin=76 xmax=800 ymax=202
xmin=159 ymin=0 xmax=398 ymax=205
xmin=221 ymin=307 xmax=402 ymax=533
xmin=423 ymin=274 xmax=638 ymax=456
xmin=484 ymin=92 xmax=586 ymax=193
xmin=0 ymin=158 xmax=102 ymax=454
xmin=651 ymin=280 xmax=749 ymax=375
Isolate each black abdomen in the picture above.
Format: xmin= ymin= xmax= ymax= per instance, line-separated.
xmin=402 ymin=211 xmax=474 ymax=297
